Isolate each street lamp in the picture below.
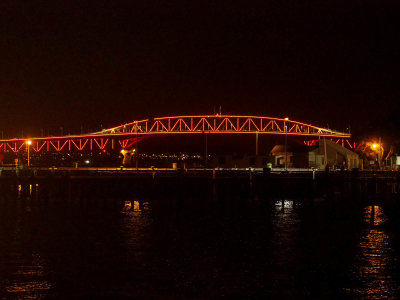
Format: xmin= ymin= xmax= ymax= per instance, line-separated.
xmin=26 ymin=140 xmax=32 ymax=167
xmin=284 ymin=118 xmax=289 ymax=170
xmin=135 ymin=122 xmax=139 ymax=171
xmin=371 ymin=140 xmax=383 ymax=169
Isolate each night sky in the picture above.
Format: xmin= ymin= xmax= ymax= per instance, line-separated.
xmin=0 ymin=0 xmax=398 ymax=138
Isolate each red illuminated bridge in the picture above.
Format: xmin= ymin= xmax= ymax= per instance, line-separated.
xmin=0 ymin=115 xmax=351 ymax=153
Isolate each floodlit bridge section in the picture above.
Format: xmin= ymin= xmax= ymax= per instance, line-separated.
xmin=0 ymin=115 xmax=351 ymax=153
xmin=103 ymin=115 xmax=349 ymax=137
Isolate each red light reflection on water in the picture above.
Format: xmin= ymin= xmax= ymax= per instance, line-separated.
xmin=349 ymin=205 xmax=398 ymax=299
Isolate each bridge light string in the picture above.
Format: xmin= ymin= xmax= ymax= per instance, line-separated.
xmin=0 ymin=130 xmax=350 ymax=142
xmin=100 ymin=115 xmax=347 ymax=136
xmin=0 ymin=115 xmax=351 ymax=154
xmin=0 ymin=116 xmax=349 ymax=142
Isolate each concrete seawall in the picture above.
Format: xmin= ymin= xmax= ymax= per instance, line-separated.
xmin=1 ymin=168 xmax=399 ymax=206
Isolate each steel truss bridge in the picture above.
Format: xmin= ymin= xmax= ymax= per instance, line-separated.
xmin=0 ymin=115 xmax=351 ymax=154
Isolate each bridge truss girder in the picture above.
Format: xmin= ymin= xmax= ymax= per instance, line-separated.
xmin=103 ymin=115 xmax=350 ymax=137
xmin=0 ymin=115 xmax=351 ymax=154
xmin=0 ymin=137 xmax=144 ymax=154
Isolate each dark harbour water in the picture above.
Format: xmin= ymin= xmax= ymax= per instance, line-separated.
xmin=1 ymin=184 xmax=400 ymax=299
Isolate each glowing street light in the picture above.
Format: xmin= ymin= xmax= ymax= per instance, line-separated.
xmin=284 ymin=117 xmax=289 ymax=170
xmin=26 ymin=140 xmax=32 ymax=167
xmin=370 ymin=139 xmax=383 ymax=169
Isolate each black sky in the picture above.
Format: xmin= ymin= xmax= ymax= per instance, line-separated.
xmin=0 ymin=0 xmax=398 ymax=137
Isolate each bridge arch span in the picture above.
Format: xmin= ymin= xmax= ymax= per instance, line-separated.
xmin=0 ymin=115 xmax=351 ymax=153
xmin=102 ymin=115 xmax=349 ymax=137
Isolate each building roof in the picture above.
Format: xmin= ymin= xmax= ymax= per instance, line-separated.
xmin=317 ymin=140 xmax=359 ymax=157
xmin=271 ymin=144 xmax=309 ymax=154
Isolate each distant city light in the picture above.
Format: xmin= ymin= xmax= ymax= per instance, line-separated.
xmin=85 ymin=160 xmax=90 ymax=164
xmin=26 ymin=140 xmax=32 ymax=145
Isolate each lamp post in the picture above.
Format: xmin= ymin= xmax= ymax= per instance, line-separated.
xmin=371 ymin=139 xmax=383 ymax=169
xmin=371 ymin=143 xmax=378 ymax=169
xmin=255 ymin=132 xmax=259 ymax=156
xmin=26 ymin=140 xmax=32 ymax=167
xmin=378 ymin=137 xmax=382 ymax=169
xmin=205 ymin=132 xmax=208 ymax=168
xmin=135 ymin=122 xmax=139 ymax=171
xmin=284 ymin=118 xmax=288 ymax=171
